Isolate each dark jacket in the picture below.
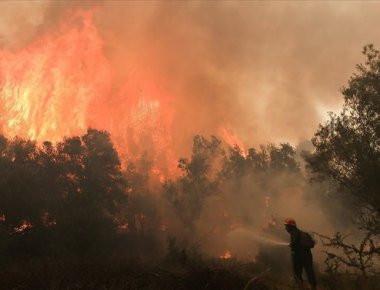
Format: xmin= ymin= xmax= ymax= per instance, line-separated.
xmin=289 ymin=227 xmax=312 ymax=257
xmin=288 ymin=227 xmax=317 ymax=287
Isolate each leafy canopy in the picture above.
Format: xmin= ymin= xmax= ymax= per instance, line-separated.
xmin=306 ymin=45 xmax=380 ymax=229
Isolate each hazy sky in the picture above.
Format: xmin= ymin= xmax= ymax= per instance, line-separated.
xmin=0 ymin=1 xmax=379 ymax=154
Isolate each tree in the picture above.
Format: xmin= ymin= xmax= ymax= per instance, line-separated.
xmin=123 ymin=155 xmax=161 ymax=236
xmin=305 ymin=45 xmax=380 ymax=231
xmin=163 ymin=135 xmax=223 ymax=229
xmin=53 ymin=129 xmax=127 ymax=255
xmin=221 ymin=143 xmax=299 ymax=179
xmin=0 ymin=129 xmax=128 ymax=258
xmin=315 ymin=232 xmax=380 ymax=277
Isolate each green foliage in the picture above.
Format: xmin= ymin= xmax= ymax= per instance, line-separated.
xmin=305 ymin=44 xmax=380 ymax=230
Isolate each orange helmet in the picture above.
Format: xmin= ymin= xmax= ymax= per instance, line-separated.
xmin=284 ymin=218 xmax=296 ymax=226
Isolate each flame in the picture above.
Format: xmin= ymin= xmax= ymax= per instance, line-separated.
xmin=0 ymin=8 xmax=244 ymax=177
xmin=118 ymin=223 xmax=129 ymax=233
xmin=219 ymin=125 xmax=246 ymax=155
xmin=0 ymin=9 xmax=110 ymax=141
xmin=0 ymin=9 xmax=176 ymax=175
xmin=220 ymin=250 xmax=232 ymax=259
xmin=14 ymin=220 xmax=32 ymax=232
xmin=152 ymin=167 xmax=166 ymax=184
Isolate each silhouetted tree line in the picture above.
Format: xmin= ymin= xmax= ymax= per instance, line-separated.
xmin=0 ymin=127 xmax=302 ymax=263
xmin=0 ymin=130 xmax=122 ymax=258
xmin=0 ymin=128 xmax=302 ymax=288
xmin=0 ymin=45 xmax=379 ymax=288
xmin=164 ymin=136 xmax=300 ymax=231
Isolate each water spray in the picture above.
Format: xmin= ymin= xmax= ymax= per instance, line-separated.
xmin=228 ymin=228 xmax=289 ymax=247
xmin=249 ymin=233 xmax=289 ymax=246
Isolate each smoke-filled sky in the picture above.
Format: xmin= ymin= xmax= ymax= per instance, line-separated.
xmin=0 ymin=1 xmax=380 ymax=162
xmin=1 ymin=1 xmax=377 ymax=264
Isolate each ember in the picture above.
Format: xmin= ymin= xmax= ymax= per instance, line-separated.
xmin=220 ymin=250 xmax=232 ymax=260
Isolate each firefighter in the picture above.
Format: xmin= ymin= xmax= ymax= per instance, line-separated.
xmin=284 ymin=218 xmax=317 ymax=290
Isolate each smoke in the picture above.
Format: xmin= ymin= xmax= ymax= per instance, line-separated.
xmin=1 ymin=2 xmax=380 ymax=155
xmin=97 ymin=1 xmax=380 ymax=147
xmin=0 ymin=0 xmax=378 ymax=269
xmin=188 ymin=157 xmax=335 ymax=266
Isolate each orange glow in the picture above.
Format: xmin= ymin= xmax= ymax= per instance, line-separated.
xmin=0 ymin=9 xmax=111 ymax=142
xmin=14 ymin=220 xmax=32 ymax=232
xmin=118 ymin=223 xmax=129 ymax=233
xmin=152 ymin=167 xmax=166 ymax=184
xmin=0 ymin=9 xmax=176 ymax=175
xmin=220 ymin=250 xmax=232 ymax=259
xmin=0 ymin=8 xmax=244 ymax=177
xmin=219 ymin=125 xmax=246 ymax=155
